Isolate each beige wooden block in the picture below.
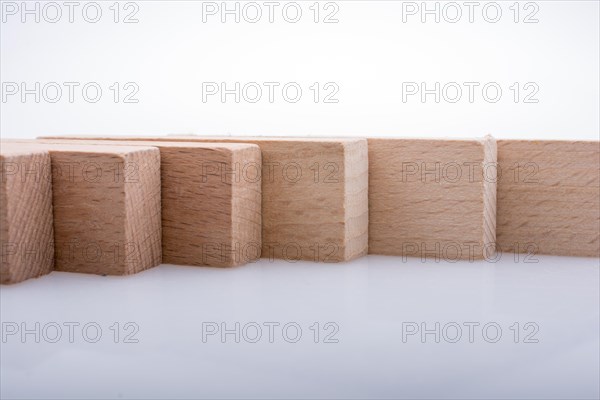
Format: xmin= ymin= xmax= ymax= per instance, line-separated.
xmin=41 ymin=135 xmax=369 ymax=262
xmin=497 ymin=140 xmax=600 ymax=257
xmin=368 ymin=137 xmax=497 ymax=260
xmin=1 ymin=147 xmax=54 ymax=284
xmin=2 ymin=142 xmax=162 ymax=275
xmin=37 ymin=139 xmax=262 ymax=267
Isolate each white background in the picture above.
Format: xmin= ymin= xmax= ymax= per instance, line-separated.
xmin=1 ymin=1 xmax=599 ymax=399
xmin=1 ymin=0 xmax=599 ymax=139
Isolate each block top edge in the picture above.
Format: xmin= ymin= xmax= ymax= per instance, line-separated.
xmin=39 ymin=135 xmax=367 ymax=144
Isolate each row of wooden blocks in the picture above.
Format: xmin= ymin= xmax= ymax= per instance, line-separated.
xmin=1 ymin=136 xmax=598 ymax=284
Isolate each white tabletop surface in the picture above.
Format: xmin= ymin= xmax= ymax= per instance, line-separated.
xmin=2 ymin=254 xmax=598 ymax=399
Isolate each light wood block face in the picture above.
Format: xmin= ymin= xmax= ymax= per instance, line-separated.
xmin=158 ymin=143 xmax=261 ymax=266
xmin=37 ymin=139 xmax=262 ymax=267
xmin=497 ymin=140 xmax=600 ymax=257
xmin=41 ymin=136 xmax=369 ymax=262
xmin=1 ymin=147 xmax=54 ymax=284
xmin=368 ymin=137 xmax=497 ymax=260
xmin=2 ymin=142 xmax=162 ymax=275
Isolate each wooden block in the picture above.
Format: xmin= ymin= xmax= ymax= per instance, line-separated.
xmin=1 ymin=147 xmax=54 ymax=284
xmin=36 ymin=139 xmax=262 ymax=267
xmin=1 ymin=142 xmax=162 ymax=275
xmin=368 ymin=137 xmax=497 ymax=260
xmin=40 ymin=135 xmax=369 ymax=262
xmin=497 ymin=140 xmax=600 ymax=257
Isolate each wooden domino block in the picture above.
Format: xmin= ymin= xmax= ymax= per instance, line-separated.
xmin=2 ymin=142 xmax=162 ymax=275
xmin=368 ymin=137 xmax=497 ymax=260
xmin=41 ymin=135 xmax=369 ymax=262
xmin=1 ymin=147 xmax=54 ymax=284
xmin=37 ymin=139 xmax=262 ymax=267
xmin=497 ymin=140 xmax=600 ymax=257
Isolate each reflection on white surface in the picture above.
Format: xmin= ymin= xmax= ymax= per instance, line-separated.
xmin=1 ymin=254 xmax=598 ymax=399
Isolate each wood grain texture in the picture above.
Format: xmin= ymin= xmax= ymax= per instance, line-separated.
xmin=497 ymin=140 xmax=600 ymax=257
xmin=41 ymin=135 xmax=370 ymax=262
xmin=368 ymin=137 xmax=497 ymax=260
xmin=2 ymin=142 xmax=162 ymax=275
xmin=1 ymin=147 xmax=54 ymax=284
xmin=37 ymin=139 xmax=262 ymax=267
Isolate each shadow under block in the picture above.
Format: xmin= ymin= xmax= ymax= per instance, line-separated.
xmin=368 ymin=137 xmax=497 ymax=260
xmin=1 ymin=147 xmax=54 ymax=284
xmin=36 ymin=139 xmax=262 ymax=267
xmin=41 ymin=136 xmax=369 ymax=262
xmin=2 ymin=142 xmax=162 ymax=275
xmin=497 ymin=140 xmax=600 ymax=257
